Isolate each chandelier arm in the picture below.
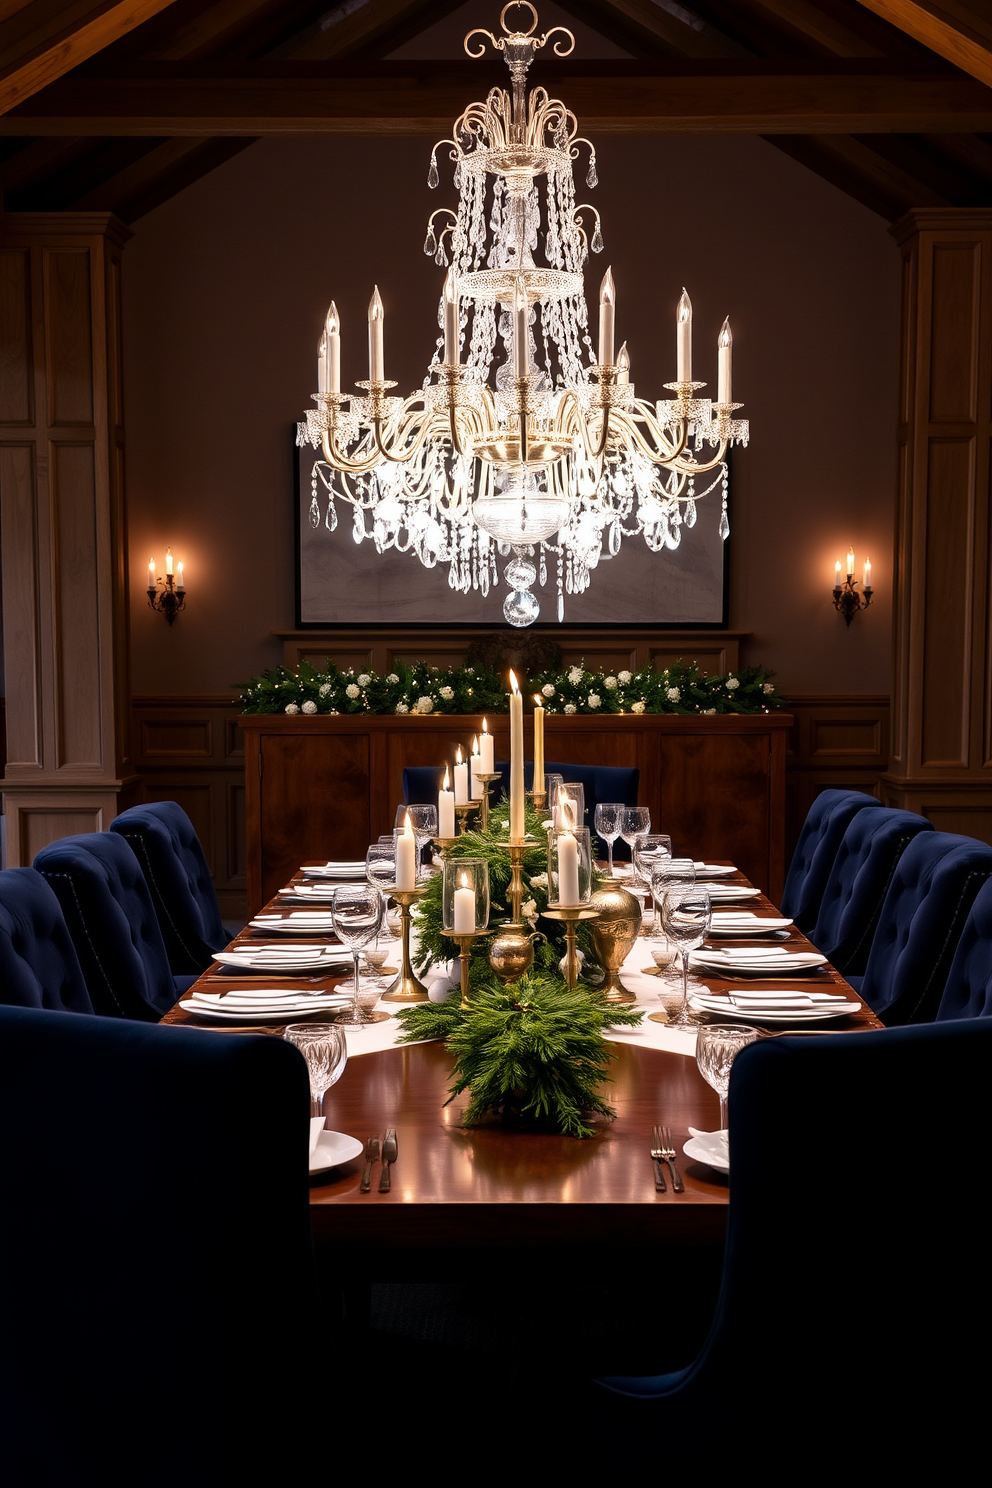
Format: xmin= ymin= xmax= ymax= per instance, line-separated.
xmin=320 ymin=427 xmax=385 ymax=476
xmin=617 ymin=402 xmax=687 ymax=463
xmin=666 ymin=442 xmax=730 ymax=477
xmin=371 ymin=410 xmax=438 ymax=465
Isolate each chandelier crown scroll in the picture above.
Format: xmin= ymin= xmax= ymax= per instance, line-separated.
xmin=298 ymin=3 xmax=750 ymax=627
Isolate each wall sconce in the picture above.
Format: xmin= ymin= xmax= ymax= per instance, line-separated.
xmin=147 ymin=547 xmax=186 ymax=624
xmin=833 ymin=546 xmax=872 ymax=625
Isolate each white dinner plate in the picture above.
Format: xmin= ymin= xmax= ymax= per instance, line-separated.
xmin=309 ymin=1130 xmax=364 ymax=1175
xmin=689 ymin=994 xmax=861 ymax=1024
xmin=692 ymin=863 xmax=738 ymax=877
xmin=181 ymin=996 xmax=349 ymax=1022
xmin=210 ymin=952 xmax=349 ymax=973
xmin=684 ymin=1128 xmax=730 ymax=1174
xmin=690 ymin=950 xmax=827 ymax=976
xmin=707 ymin=915 xmax=793 ymax=938
xmin=696 ymin=884 xmax=762 ymax=902
xmin=249 ymin=919 xmax=339 ymax=935
xmin=279 ymin=886 xmax=338 ymax=901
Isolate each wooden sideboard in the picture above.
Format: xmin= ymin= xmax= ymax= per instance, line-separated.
xmin=240 ymin=712 xmax=790 ymax=916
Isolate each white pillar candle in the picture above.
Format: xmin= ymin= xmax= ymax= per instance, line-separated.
xmin=509 ymin=670 xmax=525 ymax=842
xmin=396 ymin=811 xmax=416 ymax=891
xmin=443 ymin=269 xmax=459 ymax=367
xmin=717 ymin=316 xmax=732 ymax=404
xmin=513 ymin=276 xmax=528 ymax=378
xmin=532 ymin=696 xmax=545 ymax=795
xmin=479 ymin=719 xmax=494 ymax=774
xmin=677 ymin=288 xmax=692 ymax=383
xmin=438 ymin=765 xmax=455 ymax=838
xmin=453 ymin=872 xmax=476 ymax=934
xmin=453 ymin=746 xmax=469 ymax=807
xmin=469 ymin=735 xmax=483 ymax=800
xmin=326 ymin=301 xmax=340 ymax=394
xmin=598 ymin=267 xmax=615 ymax=366
xmin=368 ymin=286 xmax=384 ymax=383
xmin=557 ymin=826 xmax=580 ymax=907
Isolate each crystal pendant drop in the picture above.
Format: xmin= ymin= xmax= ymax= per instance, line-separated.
xmin=591 ymin=224 xmax=604 ymax=254
xmin=423 ymin=227 xmax=437 ymax=256
xmin=719 ymin=506 xmax=731 ymax=541
xmin=586 ymin=158 xmax=598 ymax=188
xmin=427 ymin=156 xmax=439 ymax=189
xmin=504 ymin=556 xmax=537 ymax=589
xmin=309 ymin=494 xmax=320 ymax=528
xmin=504 ymin=588 xmax=541 ymax=627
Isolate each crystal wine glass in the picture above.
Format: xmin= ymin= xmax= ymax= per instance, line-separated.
xmin=662 ymin=885 xmax=712 ymax=1028
xmin=696 ymin=1024 xmax=759 ymax=1132
xmin=365 ymin=842 xmax=396 ymax=895
xmin=619 ymin=806 xmax=651 ymax=869
xmin=594 ymin=802 xmax=623 ymax=877
xmin=632 ymin=833 xmax=671 ymax=930
xmin=283 ymin=1022 xmax=348 ymax=1119
xmin=331 ymin=883 xmax=384 ymax=1026
xmin=650 ymin=856 xmax=694 ymax=961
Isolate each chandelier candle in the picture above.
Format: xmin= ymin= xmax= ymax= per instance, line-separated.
xmin=479 ymin=719 xmax=495 ymax=774
xmin=453 ymin=745 xmax=469 ymax=806
xmin=717 ymin=318 xmax=732 ymax=405
xmin=509 ymin=670 xmax=525 ymax=842
xmin=598 ymin=268 xmax=615 ymax=366
xmin=438 ymin=766 xmax=456 ymax=839
xmin=368 ymin=287 xmax=384 ymax=382
xmin=513 ymin=275 xmax=529 ymax=379
xmin=396 ymin=812 xmax=417 ymax=891
xmin=677 ymin=289 xmax=692 ymax=383
xmin=616 ymin=342 xmax=630 ymax=386
xmin=444 ymin=269 xmax=459 ymax=367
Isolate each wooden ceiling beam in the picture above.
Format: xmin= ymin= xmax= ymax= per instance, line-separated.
xmin=771 ymin=130 xmax=952 ymax=218
xmin=282 ymin=0 xmax=470 ymax=63
xmin=7 ymin=60 xmax=992 ymax=135
xmin=0 ymin=0 xmax=180 ymax=115
xmin=854 ymin=3 xmax=992 ymax=87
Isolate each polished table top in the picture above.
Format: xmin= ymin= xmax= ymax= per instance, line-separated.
xmin=163 ymin=863 xmax=882 ymax=1263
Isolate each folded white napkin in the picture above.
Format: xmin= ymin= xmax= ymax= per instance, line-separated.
xmin=687 ymin=1126 xmax=730 ymax=1166
xmin=310 ymin=1116 xmax=325 ymax=1155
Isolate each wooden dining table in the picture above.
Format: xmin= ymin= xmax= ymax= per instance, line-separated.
xmin=162 ymin=861 xmax=882 ymax=1274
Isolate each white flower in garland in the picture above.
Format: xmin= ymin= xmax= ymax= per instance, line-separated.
xmin=395 ymin=701 xmax=409 ymax=714
xmin=568 ymin=666 xmax=584 ymax=684
xmin=666 ymin=687 xmax=680 ymax=702
xmin=703 ymin=707 xmax=717 ymax=715
xmin=764 ymin=682 xmax=775 ymax=694
xmin=631 ymin=701 xmax=646 ymax=714
xmin=284 ymin=702 xmax=300 ymax=714
xmin=357 ymin=674 xmax=371 ymax=687
xmin=439 ymin=686 xmax=454 ymax=701
xmin=301 ymin=700 xmax=317 ymax=714
xmin=346 ymin=683 xmax=360 ymax=699
xmin=564 ymin=703 xmax=577 ymax=715
xmin=618 ymin=670 xmax=632 ymax=684
xmin=604 ymin=676 xmax=617 ymax=690
xmin=530 ymin=872 xmax=548 ymax=889
xmin=318 ymin=683 xmax=332 ymax=697
xmin=386 ymin=673 xmax=399 ymax=685
xmin=542 ymin=683 xmax=556 ymax=697
xmin=414 ymin=696 xmax=434 ymax=714
xmin=588 ymin=693 xmax=602 ymax=709
xmin=726 ymin=677 xmax=740 ymax=691
xmin=521 ymin=899 xmax=538 ymax=922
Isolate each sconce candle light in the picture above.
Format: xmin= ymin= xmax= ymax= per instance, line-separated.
xmin=833 ymin=546 xmax=872 ymax=625
xmin=147 ymin=547 xmax=187 ymax=624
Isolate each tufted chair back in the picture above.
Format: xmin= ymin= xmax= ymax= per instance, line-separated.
xmin=936 ymin=877 xmax=992 ymax=1020
xmin=0 ymin=867 xmax=94 ymax=1014
xmin=111 ymin=801 xmax=226 ymax=974
xmin=854 ymin=833 xmax=992 ymax=1024
xmin=33 ymin=832 xmax=182 ymax=1020
xmin=780 ymin=789 xmax=884 ymax=929
xmin=808 ymin=807 xmax=934 ymax=975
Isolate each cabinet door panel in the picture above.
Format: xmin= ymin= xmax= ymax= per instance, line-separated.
xmin=260 ymin=732 xmax=370 ymax=903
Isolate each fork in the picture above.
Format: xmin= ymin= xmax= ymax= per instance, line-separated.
xmin=378 ymin=1127 xmax=397 ymax=1193
xmin=659 ymin=1126 xmax=685 ymax=1192
xmin=359 ymin=1135 xmax=380 ymax=1193
xmin=649 ymin=1126 xmax=667 ymax=1192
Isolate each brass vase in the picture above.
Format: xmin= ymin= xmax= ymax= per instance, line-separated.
xmin=488 ymin=924 xmax=538 ymax=984
xmin=588 ymin=882 xmax=642 ymax=1003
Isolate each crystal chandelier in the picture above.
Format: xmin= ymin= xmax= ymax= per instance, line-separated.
xmin=297 ymin=1 xmax=749 ymax=627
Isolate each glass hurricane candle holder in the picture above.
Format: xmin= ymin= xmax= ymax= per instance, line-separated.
xmin=547 ymin=825 xmax=593 ymax=908
xmin=442 ymin=857 xmax=490 ymax=936
xmin=552 ymin=780 xmax=586 ymax=831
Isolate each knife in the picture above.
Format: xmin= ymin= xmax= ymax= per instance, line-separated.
xmin=378 ymin=1128 xmax=398 ymax=1193
xmin=359 ymin=1135 xmax=380 ymax=1193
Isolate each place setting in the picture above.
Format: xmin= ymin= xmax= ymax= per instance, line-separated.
xmin=248 ymin=910 xmax=341 ymax=936
xmin=705 ymin=911 xmax=793 ymax=939
xmin=180 ymin=986 xmax=353 ymax=1024
xmin=688 ymin=944 xmax=828 ymax=977
xmin=299 ymin=860 xmax=368 ymax=881
xmin=209 ymin=942 xmax=351 ymax=974
xmin=695 ymin=881 xmax=763 ymax=904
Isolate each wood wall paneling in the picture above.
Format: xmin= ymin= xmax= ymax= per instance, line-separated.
xmin=1 ymin=214 xmax=135 ymax=864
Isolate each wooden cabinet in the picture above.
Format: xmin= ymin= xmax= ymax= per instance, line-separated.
xmin=240 ymin=713 xmax=790 ymax=916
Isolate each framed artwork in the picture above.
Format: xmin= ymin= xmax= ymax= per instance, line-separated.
xmin=295 ymin=437 xmax=730 ymax=628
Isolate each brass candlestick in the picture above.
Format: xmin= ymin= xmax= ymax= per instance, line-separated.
xmin=454 ymin=802 xmax=476 ymax=836
xmin=527 ymin=786 xmax=548 ymax=814
xmin=449 ymin=929 xmax=484 ymax=1007
xmin=381 ymin=883 xmax=430 ymax=1003
xmin=435 ymin=836 xmax=459 ymax=859
xmin=476 ymin=772 xmax=501 ymax=831
xmin=488 ymin=839 xmax=537 ymax=984
xmin=542 ymin=905 xmax=601 ymax=991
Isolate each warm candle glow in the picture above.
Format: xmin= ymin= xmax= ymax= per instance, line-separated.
xmin=846 ymin=546 xmax=855 ymax=579
xmin=148 ymin=558 xmax=155 ymax=576
xmin=443 ymin=765 xmax=450 ymax=789
xmin=509 ymin=670 xmax=519 ymax=694
xmin=455 ymin=746 xmax=463 ymax=764
xmin=864 ymin=556 xmax=872 ymax=588
xmin=177 ymin=561 xmax=184 ymax=588
xmin=165 ymin=547 xmax=174 ymax=577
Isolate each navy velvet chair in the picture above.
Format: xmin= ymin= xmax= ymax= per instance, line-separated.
xmin=0 ymin=1005 xmax=321 ymax=1485
xmin=33 ymin=832 xmax=196 ymax=1020
xmin=592 ymin=1022 xmax=992 ymax=1468
xmin=850 ymin=832 xmax=992 ymax=1024
xmin=807 ymin=806 xmax=934 ymax=975
xmin=0 ymin=866 xmax=94 ymax=1013
xmin=110 ymin=800 xmax=240 ymax=974
xmin=780 ymin=788 xmax=884 ymax=930
xmin=936 ymin=877 xmax=992 ymax=1020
